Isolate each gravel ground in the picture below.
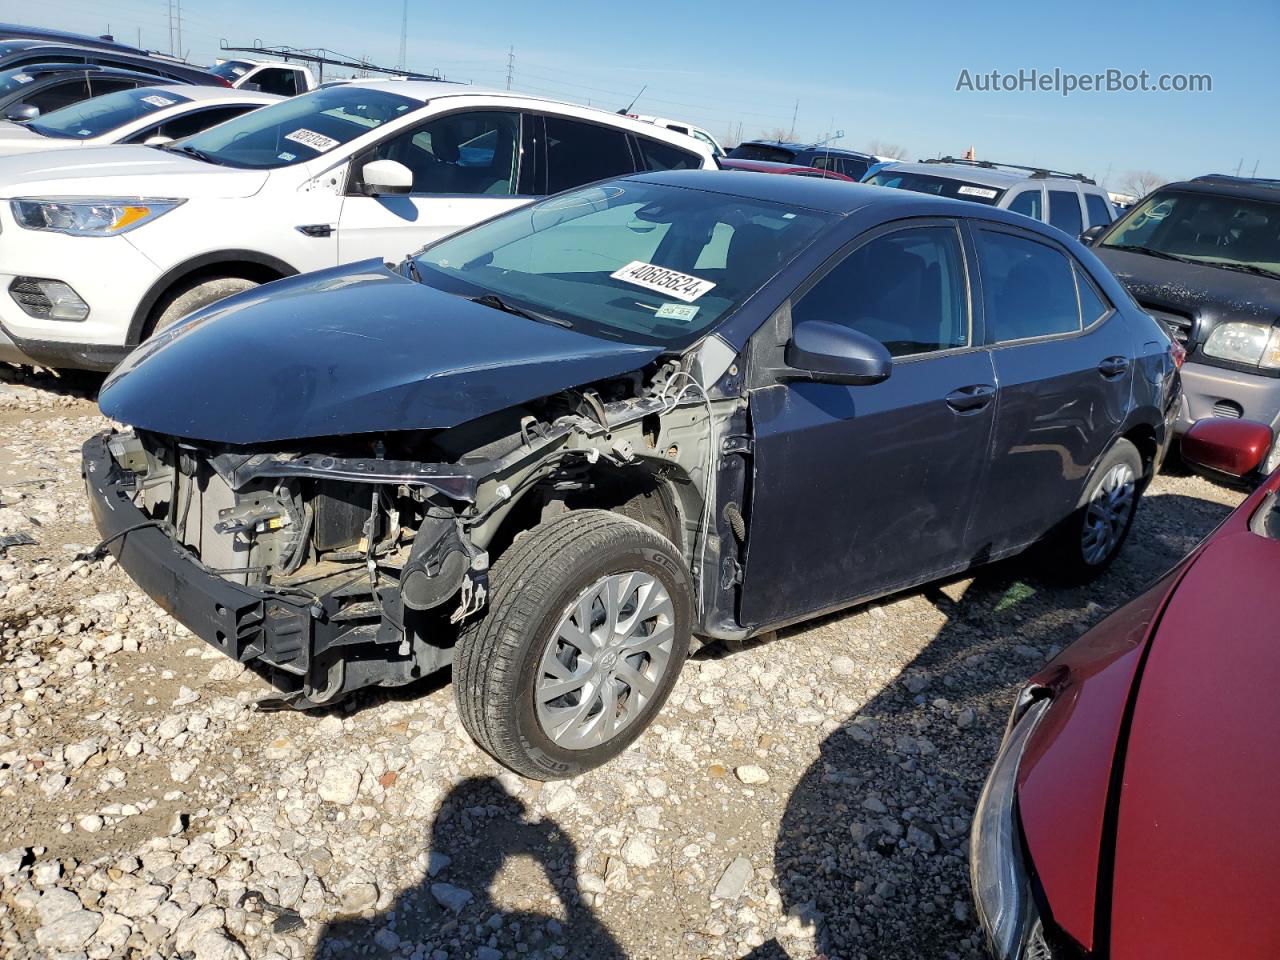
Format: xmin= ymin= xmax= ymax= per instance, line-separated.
xmin=0 ymin=364 xmax=1244 ymax=960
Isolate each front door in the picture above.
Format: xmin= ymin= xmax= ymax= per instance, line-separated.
xmin=337 ymin=109 xmax=529 ymax=263
xmin=741 ymin=221 xmax=997 ymax=628
xmin=966 ymin=224 xmax=1133 ymax=556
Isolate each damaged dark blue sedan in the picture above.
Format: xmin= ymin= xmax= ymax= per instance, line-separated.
xmin=83 ymin=171 xmax=1180 ymax=779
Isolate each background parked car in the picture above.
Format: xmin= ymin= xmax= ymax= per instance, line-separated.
xmin=727 ymin=139 xmax=876 ymax=180
xmin=86 ymin=170 xmax=1179 ymax=779
xmin=622 ymin=112 xmax=724 ymax=156
xmin=1087 ymin=174 xmax=1280 ymax=476
xmin=0 ymin=85 xmax=279 ymax=155
xmin=0 ymin=63 xmax=196 ymax=122
xmin=0 ymin=80 xmax=715 ymax=370
xmin=0 ymin=22 xmax=144 ymax=53
xmin=718 ymin=156 xmax=854 ymax=180
xmin=0 ymin=38 xmax=224 ymax=87
xmin=209 ymin=58 xmax=317 ymax=96
xmin=865 ymin=157 xmax=1116 ymax=237
xmin=971 ymin=414 xmax=1277 ymax=960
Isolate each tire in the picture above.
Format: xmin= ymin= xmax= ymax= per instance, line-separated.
xmin=149 ymin=276 xmax=259 ymax=337
xmin=1048 ymin=438 xmax=1144 ymax=581
xmin=454 ymin=509 xmax=693 ymax=780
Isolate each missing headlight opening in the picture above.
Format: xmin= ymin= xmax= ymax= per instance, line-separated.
xmin=83 ymin=359 xmax=737 ymax=710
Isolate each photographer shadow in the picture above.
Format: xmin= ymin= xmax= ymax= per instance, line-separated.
xmin=314 ymin=775 xmax=625 ymax=959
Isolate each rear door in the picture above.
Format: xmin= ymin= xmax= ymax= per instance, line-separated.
xmin=741 ymin=219 xmax=998 ymax=627
xmin=966 ymin=223 xmax=1132 ymax=556
xmin=1005 ymin=185 xmax=1046 ymax=223
xmin=336 ymin=108 xmax=528 ymax=263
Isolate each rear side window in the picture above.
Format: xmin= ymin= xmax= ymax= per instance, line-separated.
xmin=543 ymin=116 xmax=635 ymax=194
xmin=977 ymin=230 xmax=1081 ymax=342
xmin=1075 ymin=266 xmax=1111 ymax=325
xmin=1084 ymin=193 xmax=1113 ymax=227
xmin=634 ymin=136 xmax=701 ymax=171
xmin=1007 ymin=189 xmax=1042 ymax=220
xmin=793 ymin=225 xmax=969 ymax=358
xmin=1047 ymin=190 xmax=1084 ymax=236
xmin=840 ymin=157 xmax=870 ymax=180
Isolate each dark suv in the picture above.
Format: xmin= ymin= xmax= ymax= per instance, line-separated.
xmin=1090 ymin=175 xmax=1280 ymax=474
xmin=84 ymin=171 xmax=1180 ymax=780
xmin=727 ymin=139 xmax=876 ymax=180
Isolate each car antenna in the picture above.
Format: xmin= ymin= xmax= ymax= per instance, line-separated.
xmin=618 ymin=84 xmax=646 ymax=116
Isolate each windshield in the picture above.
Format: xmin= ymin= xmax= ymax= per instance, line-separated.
xmin=210 ymin=60 xmax=252 ymax=82
xmin=1101 ymin=190 xmax=1280 ymax=277
xmin=0 ymin=66 xmax=43 ymax=97
xmin=413 ymin=181 xmax=833 ymax=348
xmin=172 ymin=86 xmax=418 ymax=169
xmin=28 ymin=87 xmax=192 ymax=140
xmin=728 ymin=143 xmax=796 ymax=164
xmin=867 ymin=170 xmax=1005 ymax=205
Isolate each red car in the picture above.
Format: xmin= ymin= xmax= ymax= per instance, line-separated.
xmin=717 ymin=157 xmax=855 ymax=181
xmin=971 ymin=416 xmax=1280 ymax=960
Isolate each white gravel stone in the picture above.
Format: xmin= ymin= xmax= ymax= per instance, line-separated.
xmin=430 ymin=882 xmax=473 ymax=913
xmin=713 ymin=856 xmax=754 ymax=900
xmin=35 ymin=909 xmax=101 ymax=950
xmin=735 ymin=764 xmax=770 ymax=785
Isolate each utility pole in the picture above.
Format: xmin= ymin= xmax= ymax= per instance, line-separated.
xmin=505 ymin=46 xmax=515 ymax=90
xmin=1235 ymin=157 xmax=1244 ymax=176
xmin=398 ymin=0 xmax=408 ymax=70
xmin=1252 ymin=159 xmax=1260 ymax=178
xmin=136 ymin=27 xmax=142 ymax=49
xmin=167 ymin=0 xmax=174 ymax=56
xmin=787 ymin=99 xmax=798 ymax=140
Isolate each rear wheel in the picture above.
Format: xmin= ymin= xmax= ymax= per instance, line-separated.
xmin=1050 ymin=438 xmax=1143 ymax=580
xmin=454 ymin=509 xmax=692 ymax=780
xmin=149 ymin=276 xmax=259 ymax=336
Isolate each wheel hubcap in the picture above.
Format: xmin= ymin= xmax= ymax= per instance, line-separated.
xmin=1081 ymin=463 xmax=1136 ymax=565
xmin=535 ymin=571 xmax=675 ymax=750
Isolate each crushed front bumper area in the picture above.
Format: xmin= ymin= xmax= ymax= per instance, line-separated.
xmin=82 ymin=432 xmax=450 ymax=707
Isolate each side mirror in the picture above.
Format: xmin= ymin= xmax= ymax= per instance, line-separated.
xmin=1181 ymin=417 xmax=1274 ymax=478
xmin=144 ymin=135 xmax=173 ymax=147
xmin=783 ymin=320 xmax=892 ymax=386
xmin=1079 ymin=224 xmax=1106 ymax=246
xmin=361 ymin=158 xmax=413 ymax=196
xmin=5 ymin=103 xmax=39 ymax=123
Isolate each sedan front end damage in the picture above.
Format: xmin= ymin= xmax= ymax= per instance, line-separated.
xmin=84 ymin=362 xmax=741 ymax=708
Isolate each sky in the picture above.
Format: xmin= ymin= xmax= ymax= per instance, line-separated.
xmin=4 ymin=0 xmax=1276 ymax=191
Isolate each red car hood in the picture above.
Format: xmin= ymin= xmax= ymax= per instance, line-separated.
xmin=1110 ymin=525 xmax=1280 ymax=958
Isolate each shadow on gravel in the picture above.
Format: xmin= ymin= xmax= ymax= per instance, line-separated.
xmin=0 ymin=363 xmax=103 ymax=400
xmin=313 ymin=775 xmax=624 ymax=959
xmin=738 ymin=490 xmax=1233 ymax=960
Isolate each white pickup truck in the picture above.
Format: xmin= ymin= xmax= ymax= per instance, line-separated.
xmin=210 ymin=59 xmax=317 ymax=97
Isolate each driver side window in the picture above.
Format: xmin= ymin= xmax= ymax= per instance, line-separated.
xmin=357 ymin=110 xmax=520 ymax=196
xmin=792 ymin=225 xmax=970 ymax=357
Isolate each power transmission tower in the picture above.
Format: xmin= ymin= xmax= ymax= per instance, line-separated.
xmin=175 ymin=0 xmax=183 ymax=59
xmin=167 ymin=0 xmax=174 ymax=56
xmin=506 ymin=46 xmax=514 ymax=90
xmin=398 ymin=0 xmax=408 ymax=70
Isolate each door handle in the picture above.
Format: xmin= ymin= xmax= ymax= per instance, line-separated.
xmin=944 ymin=383 xmax=996 ymax=413
xmin=1098 ymin=356 xmax=1130 ymax=378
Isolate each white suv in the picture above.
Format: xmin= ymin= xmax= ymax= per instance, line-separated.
xmin=0 ymin=81 xmax=715 ymax=369
xmin=865 ymin=157 xmax=1117 ymax=237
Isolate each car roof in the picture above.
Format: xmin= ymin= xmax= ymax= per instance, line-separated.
xmin=739 ymin=139 xmax=873 ymax=159
xmin=0 ymin=24 xmax=144 ymax=53
xmin=1164 ymin=175 xmax=1280 ymax=205
xmin=6 ymin=62 xmax=180 ymax=84
xmin=140 ymin=83 xmax=282 ymax=104
xmin=879 ymin=159 xmax=1102 ymax=192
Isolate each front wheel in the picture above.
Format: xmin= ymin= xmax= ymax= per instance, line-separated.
xmin=1050 ymin=438 xmax=1144 ymax=581
xmin=453 ymin=509 xmax=693 ymax=780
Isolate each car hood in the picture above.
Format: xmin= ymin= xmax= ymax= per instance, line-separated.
xmin=98 ymin=261 xmax=664 ymax=445
xmin=1095 ymin=245 xmax=1280 ymax=343
xmin=1108 ymin=524 xmax=1280 ymax=959
xmin=0 ymin=144 xmax=268 ymax=199
xmin=0 ymin=120 xmax=72 ymax=156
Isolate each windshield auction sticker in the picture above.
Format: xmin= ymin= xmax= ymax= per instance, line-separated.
xmin=610 ymin=261 xmax=715 ymax=303
xmin=285 ymin=128 xmax=340 ymax=152
xmin=958 ymin=185 xmax=999 ymax=199
xmin=141 ymin=95 xmax=176 ymax=108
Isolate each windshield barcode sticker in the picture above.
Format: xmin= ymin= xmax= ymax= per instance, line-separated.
xmin=655 ymin=303 xmax=700 ymax=322
xmin=610 ymin=261 xmax=715 ymax=303
xmin=958 ymin=185 xmax=999 ymax=199
xmin=285 ymin=128 xmax=340 ymax=153
xmin=14 ymin=74 xmax=32 ymax=84
xmin=141 ymin=95 xmax=176 ymax=108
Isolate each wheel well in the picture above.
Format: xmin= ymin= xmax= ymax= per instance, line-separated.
xmin=485 ymin=465 xmax=688 ymax=567
xmin=128 ymin=252 xmax=298 ymax=344
xmin=1122 ymin=424 xmax=1159 ymax=482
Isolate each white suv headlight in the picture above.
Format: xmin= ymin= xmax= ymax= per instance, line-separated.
xmin=971 ymin=692 xmax=1050 ymax=960
xmin=10 ymin=198 xmax=184 ymax=237
xmin=1202 ymin=321 xmax=1280 ymax=369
